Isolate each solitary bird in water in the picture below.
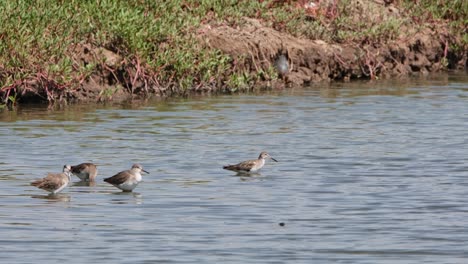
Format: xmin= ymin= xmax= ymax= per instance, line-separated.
xmin=31 ymin=165 xmax=72 ymax=195
xmin=103 ymin=164 xmax=149 ymax=192
xmin=223 ymin=152 xmax=278 ymax=173
xmin=70 ymin=163 xmax=98 ymax=182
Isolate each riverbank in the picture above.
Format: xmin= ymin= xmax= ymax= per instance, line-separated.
xmin=0 ymin=0 xmax=466 ymax=107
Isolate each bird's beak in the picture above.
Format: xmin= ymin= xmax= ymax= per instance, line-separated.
xmin=271 ymin=157 xmax=278 ymax=162
xmin=142 ymin=169 xmax=149 ymax=174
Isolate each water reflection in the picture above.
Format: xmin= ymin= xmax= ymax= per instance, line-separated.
xmin=0 ymin=73 xmax=462 ymax=123
xmin=108 ymin=191 xmax=143 ymax=205
xmin=235 ymin=175 xmax=267 ymax=182
xmin=0 ymin=73 xmax=467 ymax=263
xmin=30 ymin=193 xmax=71 ymax=202
xmin=232 ymin=171 xmax=261 ymax=177
xmin=72 ymin=181 xmax=97 ymax=187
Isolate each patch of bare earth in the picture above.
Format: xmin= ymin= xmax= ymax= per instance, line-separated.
xmin=198 ymin=2 xmax=465 ymax=87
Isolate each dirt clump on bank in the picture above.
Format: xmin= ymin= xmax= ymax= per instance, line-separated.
xmin=199 ymin=2 xmax=464 ymax=87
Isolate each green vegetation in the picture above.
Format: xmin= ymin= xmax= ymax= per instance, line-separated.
xmin=0 ymin=0 xmax=466 ymax=106
xmin=404 ymin=0 xmax=467 ymax=24
xmin=257 ymin=0 xmax=407 ymax=43
xmin=0 ymin=0 xmax=275 ymax=105
xmin=403 ymin=0 xmax=468 ymax=47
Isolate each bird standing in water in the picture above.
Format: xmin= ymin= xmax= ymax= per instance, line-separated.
xmin=104 ymin=164 xmax=149 ymax=192
xmin=70 ymin=163 xmax=98 ymax=182
xmin=31 ymin=165 xmax=72 ymax=195
xmin=223 ymin=152 xmax=278 ymax=173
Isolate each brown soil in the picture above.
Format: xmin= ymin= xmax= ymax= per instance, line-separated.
xmin=199 ymin=16 xmax=464 ymax=88
xmin=5 ymin=1 xmax=467 ymax=106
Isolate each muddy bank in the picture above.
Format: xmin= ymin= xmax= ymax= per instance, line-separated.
xmin=199 ymin=1 xmax=466 ymax=87
xmin=200 ymin=17 xmax=464 ymax=86
xmin=1 ymin=0 xmax=466 ymax=106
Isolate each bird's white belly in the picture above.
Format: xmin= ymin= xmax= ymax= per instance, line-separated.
xmin=249 ymin=167 xmax=260 ymax=172
xmin=52 ymin=182 xmax=68 ymax=194
xmin=118 ymin=179 xmax=140 ymax=191
xmin=249 ymin=159 xmax=265 ymax=172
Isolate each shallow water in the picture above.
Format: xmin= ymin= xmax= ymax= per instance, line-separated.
xmin=0 ymin=73 xmax=467 ymax=263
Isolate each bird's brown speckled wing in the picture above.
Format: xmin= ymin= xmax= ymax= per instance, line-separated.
xmin=31 ymin=173 xmax=67 ymax=191
xmin=104 ymin=170 xmax=132 ymax=185
xmin=223 ymin=159 xmax=256 ymax=172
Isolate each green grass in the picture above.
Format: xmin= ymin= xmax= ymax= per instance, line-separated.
xmin=403 ymin=0 xmax=467 ymax=46
xmin=0 ymin=0 xmax=466 ymax=106
xmin=404 ymin=0 xmax=467 ymax=21
xmin=0 ymin=0 xmax=269 ymax=102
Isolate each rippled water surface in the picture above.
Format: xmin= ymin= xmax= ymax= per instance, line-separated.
xmin=1 ymin=74 xmax=467 ymax=263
